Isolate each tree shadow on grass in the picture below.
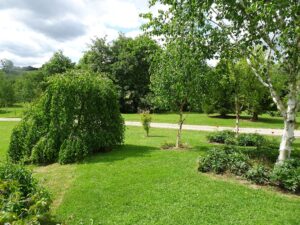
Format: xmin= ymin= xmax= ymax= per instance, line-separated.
xmin=209 ymin=114 xmax=283 ymax=125
xmin=0 ymin=109 xmax=9 ymax=114
xmin=191 ymin=145 xmax=211 ymax=155
xmin=147 ymin=135 xmax=166 ymax=138
xmin=83 ymin=144 xmax=158 ymax=164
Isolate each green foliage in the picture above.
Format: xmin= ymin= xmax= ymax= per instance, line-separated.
xmin=207 ymin=130 xmax=235 ymax=144
xmin=198 ymin=146 xmax=251 ymax=175
xmin=59 ymin=134 xmax=88 ymax=164
xmin=0 ymin=163 xmax=51 ymax=224
xmin=0 ymin=72 xmax=16 ymax=107
xmin=79 ymin=34 xmax=159 ymax=112
xmin=41 ymin=50 xmax=75 ymax=76
xmin=207 ymin=131 xmax=267 ymax=148
xmin=13 ymin=70 xmax=44 ymax=102
xmin=227 ymin=152 xmax=251 ymax=176
xmin=150 ymin=40 xmax=208 ymax=112
xmin=224 ymin=136 xmax=237 ymax=146
xmin=8 ymin=70 xmax=124 ymax=164
xmin=140 ymin=111 xmax=152 ymax=137
xmin=246 ymin=165 xmax=270 ymax=185
xmin=271 ymin=159 xmax=300 ymax=193
xmin=198 ymin=148 xmax=228 ymax=174
xmin=242 ymin=143 xmax=279 ymax=164
xmin=237 ymin=133 xmax=267 ymax=147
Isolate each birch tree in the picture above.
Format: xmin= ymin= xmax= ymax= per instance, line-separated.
xmin=143 ymin=0 xmax=300 ymax=162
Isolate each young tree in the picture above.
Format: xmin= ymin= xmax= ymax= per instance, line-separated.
xmin=150 ymin=40 xmax=208 ymax=148
xmin=143 ymin=0 xmax=300 ymax=162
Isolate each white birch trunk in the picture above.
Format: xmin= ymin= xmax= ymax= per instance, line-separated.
xmin=278 ymin=97 xmax=297 ymax=163
xmin=247 ymin=58 xmax=298 ymax=162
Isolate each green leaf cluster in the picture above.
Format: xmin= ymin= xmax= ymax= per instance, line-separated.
xmin=8 ymin=70 xmax=124 ymax=164
xmin=0 ymin=163 xmax=52 ymax=223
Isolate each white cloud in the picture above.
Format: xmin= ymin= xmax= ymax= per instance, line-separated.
xmin=0 ymin=0 xmax=156 ymax=67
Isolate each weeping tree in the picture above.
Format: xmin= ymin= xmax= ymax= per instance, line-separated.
xmin=150 ymin=40 xmax=208 ymax=148
xmin=8 ymin=70 xmax=124 ymax=164
xmin=143 ymin=0 xmax=300 ymax=162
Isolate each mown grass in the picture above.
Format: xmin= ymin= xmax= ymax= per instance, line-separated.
xmin=1 ymin=104 xmax=299 ymax=129
xmin=1 ymin=122 xmax=300 ymax=225
xmin=123 ymin=112 xmax=299 ymax=129
xmin=0 ymin=103 xmax=28 ymax=118
xmin=0 ymin=121 xmax=18 ymax=160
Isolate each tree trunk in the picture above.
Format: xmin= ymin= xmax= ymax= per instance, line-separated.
xmin=176 ymin=111 xmax=184 ymax=149
xmin=251 ymin=111 xmax=258 ymax=121
xmin=277 ymin=98 xmax=297 ymax=163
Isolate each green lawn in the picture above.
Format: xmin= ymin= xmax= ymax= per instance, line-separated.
xmin=0 ymin=122 xmax=300 ymax=225
xmin=123 ymin=112 xmax=299 ymax=129
xmin=0 ymin=104 xmax=297 ymax=129
xmin=0 ymin=104 xmax=27 ymax=118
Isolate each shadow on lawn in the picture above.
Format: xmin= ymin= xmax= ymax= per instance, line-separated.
xmin=209 ymin=114 xmax=283 ymax=125
xmin=84 ymin=144 xmax=157 ymax=164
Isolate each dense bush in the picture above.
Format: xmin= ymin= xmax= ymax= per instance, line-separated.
xmin=227 ymin=152 xmax=251 ymax=176
xmin=237 ymin=133 xmax=267 ymax=147
xmin=271 ymin=159 xmax=300 ymax=193
xmin=8 ymin=70 xmax=124 ymax=164
xmin=198 ymin=148 xmax=229 ymax=174
xmin=242 ymin=142 xmax=279 ymax=163
xmin=0 ymin=163 xmax=51 ymax=223
xmin=207 ymin=131 xmax=267 ymax=148
xmin=198 ymin=147 xmax=251 ymax=175
xmin=198 ymin=146 xmax=300 ymax=194
xmin=207 ymin=130 xmax=235 ymax=144
xmin=245 ymin=165 xmax=270 ymax=185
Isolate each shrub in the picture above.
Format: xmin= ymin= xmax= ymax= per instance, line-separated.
xmin=198 ymin=148 xmax=229 ymax=174
xmin=198 ymin=146 xmax=251 ymax=176
xmin=224 ymin=136 xmax=237 ymax=145
xmin=59 ymin=134 xmax=88 ymax=164
xmin=140 ymin=111 xmax=152 ymax=137
xmin=271 ymin=159 xmax=300 ymax=193
xmin=227 ymin=152 xmax=251 ymax=176
xmin=8 ymin=71 xmax=125 ymax=165
xmin=237 ymin=133 xmax=267 ymax=147
xmin=245 ymin=165 xmax=270 ymax=185
xmin=242 ymin=142 xmax=278 ymax=163
xmin=207 ymin=130 xmax=235 ymax=144
xmin=0 ymin=163 xmax=52 ymax=224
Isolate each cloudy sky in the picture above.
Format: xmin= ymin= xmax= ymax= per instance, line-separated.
xmin=0 ymin=0 xmax=160 ymax=67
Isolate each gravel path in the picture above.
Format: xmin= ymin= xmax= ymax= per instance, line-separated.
xmin=1 ymin=118 xmax=298 ymax=137
xmin=125 ymin=121 xmax=300 ymax=137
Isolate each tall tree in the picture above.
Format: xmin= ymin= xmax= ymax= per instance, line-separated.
xmin=150 ymin=40 xmax=208 ymax=148
xmin=0 ymin=72 xmax=15 ymax=107
xmin=42 ymin=50 xmax=75 ymax=76
xmin=79 ymin=34 xmax=160 ymax=112
xmin=0 ymin=59 xmax=14 ymax=74
xmin=143 ymin=0 xmax=300 ymax=162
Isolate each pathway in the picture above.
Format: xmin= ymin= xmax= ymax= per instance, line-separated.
xmin=1 ymin=118 xmax=298 ymax=137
